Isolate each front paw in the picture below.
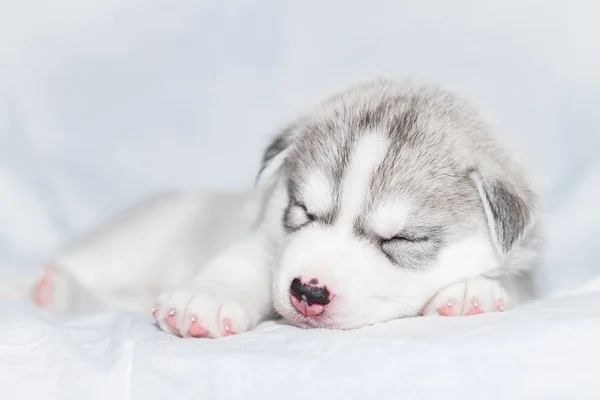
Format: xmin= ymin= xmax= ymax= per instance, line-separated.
xmin=421 ymin=278 xmax=509 ymax=317
xmin=153 ymin=285 xmax=260 ymax=338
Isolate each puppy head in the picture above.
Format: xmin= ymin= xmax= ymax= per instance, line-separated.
xmin=259 ymin=80 xmax=537 ymax=329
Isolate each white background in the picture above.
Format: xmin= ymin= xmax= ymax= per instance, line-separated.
xmin=0 ymin=0 xmax=599 ymax=294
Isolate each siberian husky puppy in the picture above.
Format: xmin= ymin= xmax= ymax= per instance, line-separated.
xmin=18 ymin=79 xmax=539 ymax=338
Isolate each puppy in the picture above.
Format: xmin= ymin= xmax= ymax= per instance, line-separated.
xmin=21 ymin=79 xmax=540 ymax=338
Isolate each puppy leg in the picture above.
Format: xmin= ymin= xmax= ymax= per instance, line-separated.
xmin=153 ymin=233 xmax=274 ymax=338
xmin=37 ymin=191 xmax=202 ymax=313
xmin=32 ymin=263 xmax=104 ymax=313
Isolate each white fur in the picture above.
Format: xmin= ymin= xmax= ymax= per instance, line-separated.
xmin=301 ymin=170 xmax=333 ymax=215
xmin=156 ymin=232 xmax=274 ymax=337
xmin=370 ymin=200 xmax=412 ymax=238
xmin=427 ymin=236 xmax=500 ymax=289
xmin=337 ymin=133 xmax=389 ymax=230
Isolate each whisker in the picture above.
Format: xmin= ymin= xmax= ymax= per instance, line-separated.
xmin=371 ymin=295 xmax=420 ymax=312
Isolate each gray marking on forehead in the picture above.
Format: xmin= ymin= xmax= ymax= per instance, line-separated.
xmin=287 ymin=93 xmax=472 ymax=234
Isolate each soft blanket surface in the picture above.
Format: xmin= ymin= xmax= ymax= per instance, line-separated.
xmin=2 ymin=284 xmax=599 ymax=399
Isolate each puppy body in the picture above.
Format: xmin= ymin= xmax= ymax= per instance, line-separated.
xmin=15 ymin=79 xmax=540 ymax=336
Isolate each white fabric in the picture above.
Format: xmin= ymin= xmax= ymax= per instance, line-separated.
xmin=2 ymin=285 xmax=600 ymax=399
xmin=1 ymin=0 xmax=599 ymax=398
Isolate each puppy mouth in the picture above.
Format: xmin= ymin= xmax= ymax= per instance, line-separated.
xmin=283 ymin=294 xmax=342 ymax=329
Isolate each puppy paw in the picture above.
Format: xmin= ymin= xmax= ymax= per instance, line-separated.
xmin=421 ymin=278 xmax=508 ymax=317
xmin=30 ymin=263 xmax=104 ymax=314
xmin=153 ymin=285 xmax=261 ymax=338
xmin=33 ymin=264 xmax=57 ymax=308
xmin=32 ymin=263 xmax=81 ymax=313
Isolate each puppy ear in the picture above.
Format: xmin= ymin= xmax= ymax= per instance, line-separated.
xmin=470 ymin=170 xmax=537 ymax=254
xmin=255 ymin=125 xmax=298 ymax=187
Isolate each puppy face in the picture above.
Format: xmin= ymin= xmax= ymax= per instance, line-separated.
xmin=261 ymin=80 xmax=535 ymax=329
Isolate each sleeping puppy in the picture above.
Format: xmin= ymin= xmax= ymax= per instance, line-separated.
xmin=151 ymin=79 xmax=540 ymax=336
xmin=21 ymin=79 xmax=540 ymax=337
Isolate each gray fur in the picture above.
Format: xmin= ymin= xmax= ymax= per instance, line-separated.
xmin=256 ymin=124 xmax=298 ymax=184
xmin=479 ymin=177 xmax=534 ymax=252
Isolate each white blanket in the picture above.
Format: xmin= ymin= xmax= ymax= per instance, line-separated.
xmin=2 ymin=283 xmax=600 ymax=399
xmin=1 ymin=1 xmax=599 ymax=399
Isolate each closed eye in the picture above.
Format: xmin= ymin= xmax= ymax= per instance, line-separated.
xmin=296 ymin=203 xmax=316 ymax=221
xmin=283 ymin=202 xmax=316 ymax=232
xmin=376 ymin=227 xmax=443 ymax=268
xmin=381 ymin=234 xmax=430 ymax=245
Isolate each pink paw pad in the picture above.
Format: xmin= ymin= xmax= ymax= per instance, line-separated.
xmin=437 ymin=300 xmax=456 ymax=316
xmin=465 ymin=297 xmax=483 ymax=315
xmin=152 ymin=306 xmax=159 ymax=320
xmin=188 ymin=316 xmax=208 ymax=337
xmin=222 ymin=319 xmax=236 ymax=336
xmin=496 ymin=299 xmax=505 ymax=312
xmin=33 ymin=263 xmax=57 ymax=308
xmin=165 ymin=309 xmax=180 ymax=334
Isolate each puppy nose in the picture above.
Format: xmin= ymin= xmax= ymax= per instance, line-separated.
xmin=289 ymin=278 xmax=330 ymax=317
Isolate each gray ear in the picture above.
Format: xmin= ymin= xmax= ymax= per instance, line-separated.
xmin=255 ymin=125 xmax=297 ymax=187
xmin=471 ymin=171 xmax=536 ymax=254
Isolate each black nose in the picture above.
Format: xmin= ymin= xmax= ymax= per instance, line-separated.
xmin=290 ymin=278 xmax=331 ymax=306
